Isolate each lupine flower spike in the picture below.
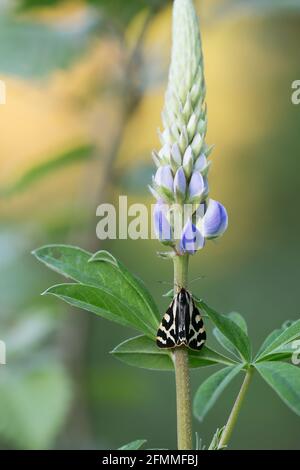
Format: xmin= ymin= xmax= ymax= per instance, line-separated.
xmin=150 ymin=0 xmax=228 ymax=254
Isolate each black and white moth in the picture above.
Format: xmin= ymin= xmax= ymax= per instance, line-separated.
xmin=156 ymin=288 xmax=206 ymax=351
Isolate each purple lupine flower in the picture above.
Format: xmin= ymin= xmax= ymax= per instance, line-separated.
xmin=153 ymin=200 xmax=172 ymax=242
xmin=202 ymin=199 xmax=228 ymax=239
xmin=174 ymin=167 xmax=186 ymax=201
xmin=188 ymin=171 xmax=206 ymax=201
xmin=150 ymin=0 xmax=227 ymax=254
xmin=195 ymin=202 xmax=206 ymax=219
xmin=179 ymin=219 xmax=204 ymax=254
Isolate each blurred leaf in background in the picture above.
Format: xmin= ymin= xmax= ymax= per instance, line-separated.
xmin=0 ymin=3 xmax=101 ymax=79
xmin=0 ymin=307 xmax=72 ymax=449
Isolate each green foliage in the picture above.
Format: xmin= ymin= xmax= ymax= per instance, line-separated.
xmin=111 ymin=335 xmax=236 ymax=371
xmin=33 ymin=245 xmax=160 ymax=337
xmin=5 ymin=309 xmax=56 ymax=357
xmin=17 ymin=0 xmax=170 ymax=29
xmin=44 ymin=282 xmax=158 ymax=336
xmin=89 ymin=0 xmax=170 ymax=27
xmin=197 ymin=300 xmax=252 ymax=362
xmin=1 ymin=145 xmax=94 ymax=197
xmin=0 ymin=14 xmax=98 ymax=79
xmin=227 ymin=312 xmax=248 ymax=334
xmin=255 ymin=362 xmax=300 ymax=416
xmin=118 ymin=439 xmax=147 ymax=450
xmin=193 ymin=365 xmax=243 ymax=421
xmin=255 ymin=319 xmax=300 ymax=361
xmin=35 ymin=247 xmax=300 ymax=440
xmin=213 ymin=311 xmax=248 ymax=360
xmin=255 ymin=343 xmax=297 ymax=363
xmin=0 ymin=365 xmax=71 ymax=449
xmin=208 ymin=426 xmax=226 ymax=450
xmin=192 ymin=301 xmax=300 ymax=424
xmin=17 ymin=0 xmax=63 ymax=9
xmin=0 ymin=306 xmax=72 ymax=449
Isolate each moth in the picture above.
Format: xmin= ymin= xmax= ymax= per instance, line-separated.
xmin=156 ymin=288 xmax=206 ymax=351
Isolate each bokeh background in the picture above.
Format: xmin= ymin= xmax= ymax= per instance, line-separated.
xmin=1 ymin=0 xmax=300 ymax=450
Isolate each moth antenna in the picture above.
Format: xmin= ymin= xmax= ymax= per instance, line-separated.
xmin=189 ymin=275 xmax=206 ymax=285
xmin=156 ymin=280 xmax=173 ymax=286
xmin=157 ymin=280 xmax=182 ymax=291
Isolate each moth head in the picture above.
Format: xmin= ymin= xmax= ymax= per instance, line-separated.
xmin=177 ymin=287 xmax=190 ymax=304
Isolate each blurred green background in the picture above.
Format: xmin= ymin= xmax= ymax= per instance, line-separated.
xmin=1 ymin=0 xmax=300 ymax=450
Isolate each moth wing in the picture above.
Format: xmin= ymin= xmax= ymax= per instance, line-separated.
xmin=187 ymin=300 xmax=206 ymax=351
xmin=156 ymin=300 xmax=178 ymax=349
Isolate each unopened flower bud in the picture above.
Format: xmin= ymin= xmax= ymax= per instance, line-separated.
xmin=155 ymin=165 xmax=174 ymax=193
xmin=191 ymin=133 xmax=203 ymax=155
xmin=171 ymin=143 xmax=182 ymax=166
xmin=179 ymin=219 xmax=204 ymax=254
xmin=182 ymin=146 xmax=194 ymax=178
xmin=154 ymin=201 xmax=173 ymax=243
xmin=194 ymin=153 xmax=210 ymax=175
xmin=188 ymin=171 xmax=206 ymax=202
xmin=174 ymin=167 xmax=187 ymax=202
xmin=187 ymin=113 xmax=197 ymax=141
xmin=202 ymin=199 xmax=228 ymax=239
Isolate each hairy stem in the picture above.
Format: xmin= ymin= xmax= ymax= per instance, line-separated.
xmin=173 ymin=254 xmax=193 ymax=450
xmin=218 ymin=367 xmax=254 ymax=449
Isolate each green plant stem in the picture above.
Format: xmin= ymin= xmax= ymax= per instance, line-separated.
xmin=173 ymin=254 xmax=193 ymax=450
xmin=218 ymin=367 xmax=254 ymax=449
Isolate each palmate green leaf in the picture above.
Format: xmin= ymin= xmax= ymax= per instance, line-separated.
xmin=89 ymin=250 xmax=159 ymax=322
xmin=118 ymin=439 xmax=147 ymax=450
xmin=255 ymin=319 xmax=300 ymax=362
xmin=213 ymin=312 xmax=248 ymax=360
xmin=255 ymin=327 xmax=285 ymax=360
xmin=256 ymin=343 xmax=298 ymax=363
xmin=255 ymin=362 xmax=300 ymax=416
xmin=33 ymin=245 xmax=159 ymax=322
xmin=255 ymin=320 xmax=297 ymax=359
xmin=228 ymin=312 xmax=248 ymax=334
xmin=112 ymin=335 xmax=172 ymax=371
xmin=196 ymin=300 xmax=251 ymax=363
xmin=193 ymin=365 xmax=243 ymax=421
xmin=1 ymin=145 xmax=94 ymax=197
xmin=111 ymin=335 xmax=236 ymax=371
xmin=43 ymin=283 xmax=156 ymax=338
xmin=34 ymin=245 xmax=160 ymax=337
